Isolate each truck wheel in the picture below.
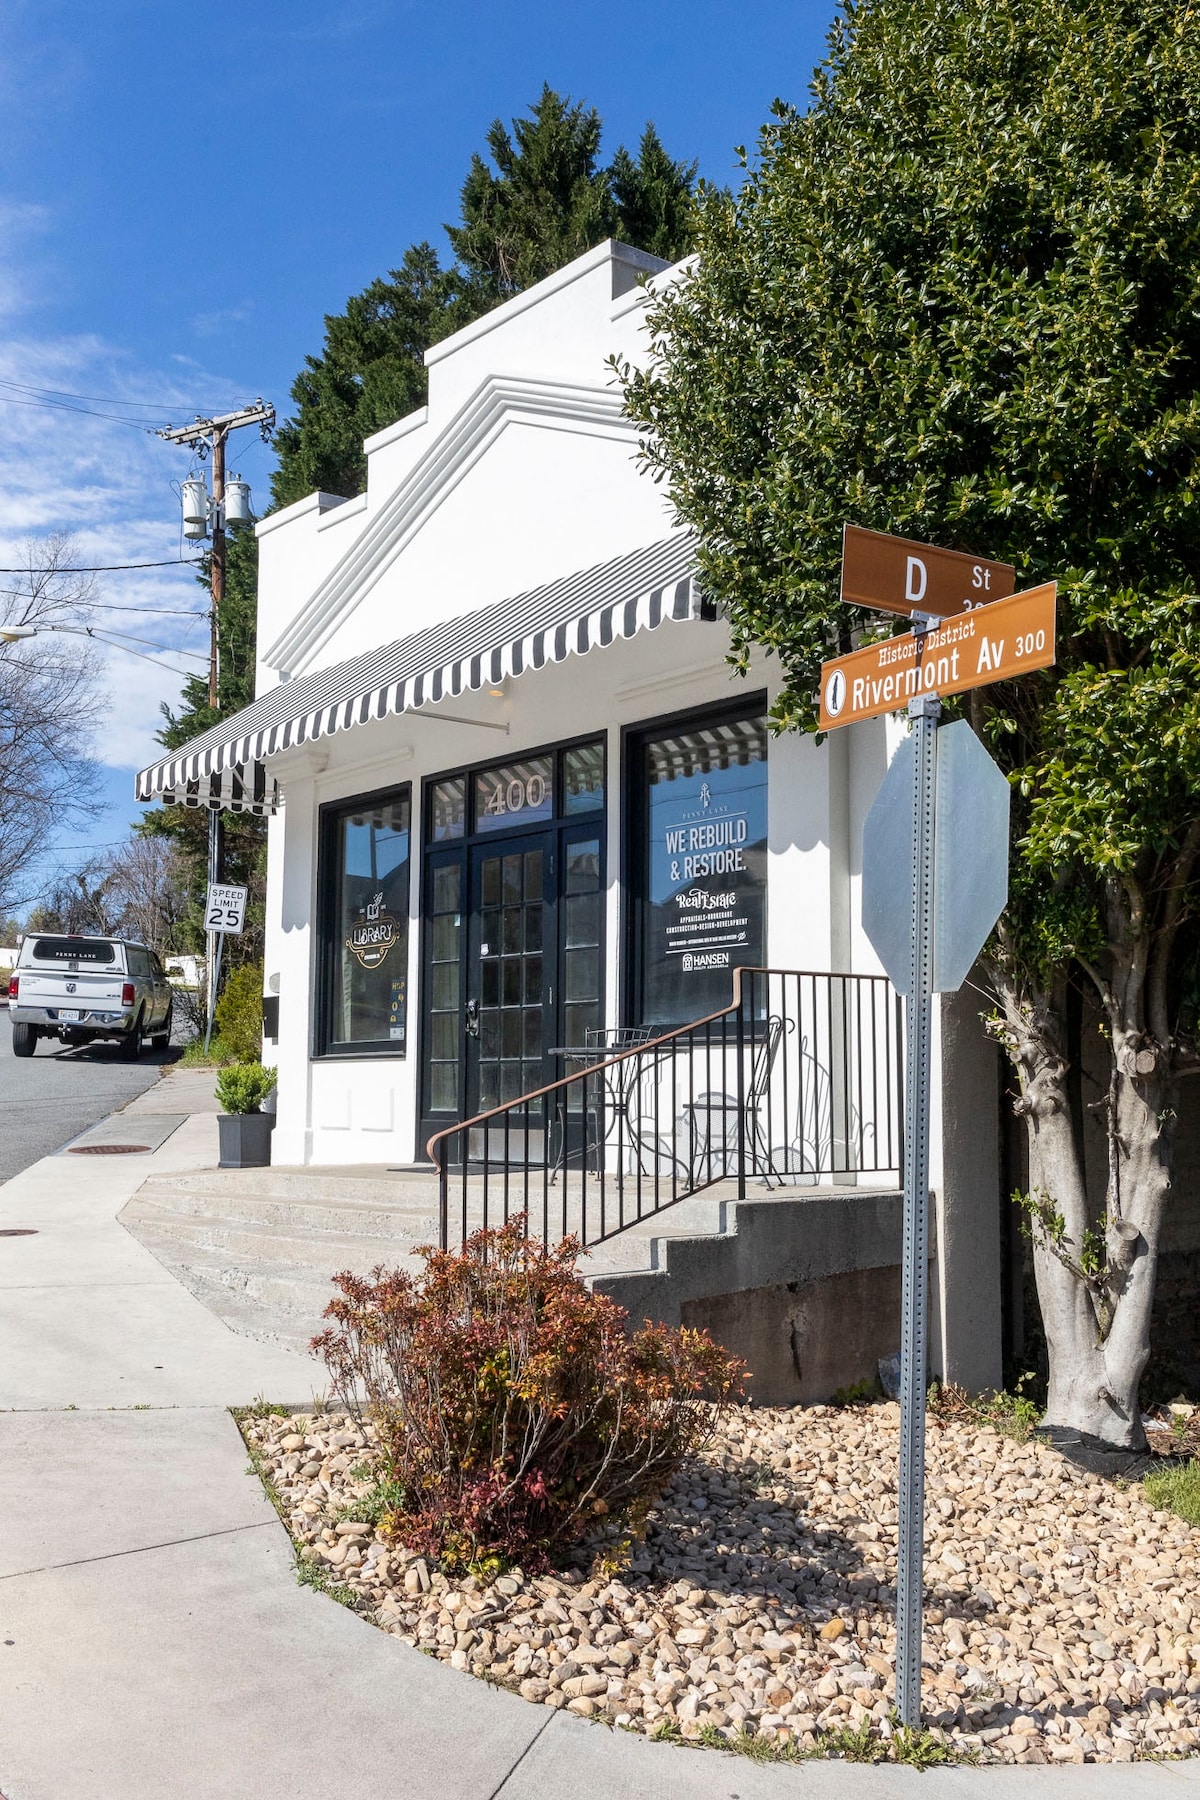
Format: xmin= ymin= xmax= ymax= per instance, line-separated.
xmin=151 ymin=1001 xmax=173 ymax=1050
xmin=11 ymin=1022 xmax=37 ymax=1058
xmin=119 ymin=1011 xmax=144 ymax=1061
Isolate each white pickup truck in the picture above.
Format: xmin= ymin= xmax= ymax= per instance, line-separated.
xmin=7 ymin=934 xmax=174 ymax=1059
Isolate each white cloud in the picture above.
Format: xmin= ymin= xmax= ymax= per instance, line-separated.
xmin=190 ymin=302 xmax=254 ymax=339
xmin=0 ymin=199 xmax=260 ymax=776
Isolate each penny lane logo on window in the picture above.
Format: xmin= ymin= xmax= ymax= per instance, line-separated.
xmin=346 ymin=890 xmax=399 ymax=969
xmin=663 ymin=781 xmax=756 ymax=973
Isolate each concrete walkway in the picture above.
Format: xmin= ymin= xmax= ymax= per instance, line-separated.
xmin=1 ymin=1071 xmax=1198 ymax=1798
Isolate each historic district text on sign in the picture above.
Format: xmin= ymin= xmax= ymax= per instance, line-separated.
xmin=818 ymin=583 xmax=1057 ymax=732
xmin=840 ymin=522 xmax=1015 ymax=618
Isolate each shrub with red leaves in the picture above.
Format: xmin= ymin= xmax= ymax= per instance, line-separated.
xmin=312 ymin=1217 xmax=744 ymax=1573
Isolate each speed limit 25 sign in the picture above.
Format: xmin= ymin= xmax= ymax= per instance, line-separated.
xmin=206 ymin=883 xmax=248 ymax=935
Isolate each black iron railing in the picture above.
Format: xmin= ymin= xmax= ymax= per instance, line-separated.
xmin=428 ymin=967 xmax=903 ymax=1253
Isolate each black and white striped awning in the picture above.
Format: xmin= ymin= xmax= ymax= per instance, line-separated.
xmin=136 ymin=535 xmax=704 ymax=815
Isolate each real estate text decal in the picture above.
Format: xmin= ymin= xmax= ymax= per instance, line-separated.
xmin=645 ymin=745 xmax=767 ymax=1023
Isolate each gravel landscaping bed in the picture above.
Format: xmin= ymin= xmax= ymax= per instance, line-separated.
xmin=241 ymin=1399 xmax=1200 ymax=1765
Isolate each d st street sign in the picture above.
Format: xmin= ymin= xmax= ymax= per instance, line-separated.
xmin=840 ymin=523 xmax=1015 ymax=618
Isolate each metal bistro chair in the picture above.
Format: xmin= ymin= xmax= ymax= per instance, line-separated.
xmin=549 ymin=1025 xmax=655 ymax=1182
xmin=582 ymin=1025 xmax=654 ymax=1172
xmin=684 ymin=1012 xmax=788 ymax=1188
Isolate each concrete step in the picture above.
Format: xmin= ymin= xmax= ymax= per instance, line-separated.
xmin=153 ymin=1243 xmax=347 ymax=1351
xmin=124 ymin=1205 xmax=428 ymax=1274
xmin=128 ymin=1175 xmax=437 ymax=1240
xmin=122 ymin=1153 xmax=903 ymax=1388
xmin=137 ymin=1165 xmax=433 ymax=1207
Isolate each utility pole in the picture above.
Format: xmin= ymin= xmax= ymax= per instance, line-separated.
xmin=157 ymin=400 xmax=274 ymax=1022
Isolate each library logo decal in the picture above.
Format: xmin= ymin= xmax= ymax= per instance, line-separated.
xmin=346 ymin=891 xmax=399 ymax=970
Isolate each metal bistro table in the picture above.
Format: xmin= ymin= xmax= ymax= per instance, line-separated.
xmin=547 ymin=1027 xmax=655 ymax=1183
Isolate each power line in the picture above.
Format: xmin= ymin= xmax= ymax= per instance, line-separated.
xmin=0 ymin=376 xmax=242 ymax=412
xmin=0 ymin=392 xmax=167 ymax=430
xmin=0 ymin=558 xmax=203 ymax=573
xmin=6 ymin=623 xmax=201 ymax=679
xmin=70 ymin=623 xmax=208 ymax=660
xmin=0 ymin=588 xmax=207 ymax=615
xmin=72 ymin=633 xmax=198 ymax=678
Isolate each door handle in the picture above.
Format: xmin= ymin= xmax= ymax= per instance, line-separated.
xmin=465 ymin=998 xmax=480 ymax=1038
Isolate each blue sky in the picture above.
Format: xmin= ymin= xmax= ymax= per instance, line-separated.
xmin=0 ymin=0 xmax=838 ymax=904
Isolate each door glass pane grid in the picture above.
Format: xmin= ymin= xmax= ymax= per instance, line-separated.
xmin=427 ymin=857 xmax=461 ymax=1113
xmin=478 ymin=847 xmax=546 ymax=1115
xmin=562 ymin=836 xmax=602 ymax=1112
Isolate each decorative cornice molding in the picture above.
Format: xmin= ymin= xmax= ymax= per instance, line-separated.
xmin=263 ymin=373 xmax=636 ymax=676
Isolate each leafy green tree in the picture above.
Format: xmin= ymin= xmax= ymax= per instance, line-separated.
xmin=622 ymin=0 xmax=1200 ymax=1445
xmin=273 ymin=87 xmax=699 ymax=506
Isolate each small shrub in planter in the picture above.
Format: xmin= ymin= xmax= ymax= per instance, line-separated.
xmin=313 ymin=1217 xmax=744 ymax=1574
xmin=215 ymin=1062 xmax=276 ymax=1114
xmin=215 ymin=1062 xmax=277 ymax=1168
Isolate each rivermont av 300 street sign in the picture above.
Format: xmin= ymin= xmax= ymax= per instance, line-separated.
xmin=818 ymin=582 xmax=1057 ymax=732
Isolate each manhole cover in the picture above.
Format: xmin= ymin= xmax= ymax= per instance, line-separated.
xmin=68 ymin=1143 xmax=151 ymax=1155
xmin=0 ymin=1228 xmax=37 ymax=1237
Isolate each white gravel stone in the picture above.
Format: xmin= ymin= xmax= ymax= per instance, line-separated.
xmin=242 ymin=1401 xmax=1200 ymax=1766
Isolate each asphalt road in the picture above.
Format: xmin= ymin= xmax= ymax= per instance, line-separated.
xmin=0 ymin=1005 xmax=179 ymax=1184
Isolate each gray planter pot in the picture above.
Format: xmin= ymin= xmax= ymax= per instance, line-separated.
xmin=218 ymin=1110 xmax=275 ymax=1169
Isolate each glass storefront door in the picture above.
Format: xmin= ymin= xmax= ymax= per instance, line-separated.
xmin=418 ymin=742 xmax=605 ymax=1159
xmin=469 ymin=834 xmax=553 ymax=1116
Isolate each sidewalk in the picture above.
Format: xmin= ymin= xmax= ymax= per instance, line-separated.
xmin=1 ymin=1069 xmax=1198 ymax=1799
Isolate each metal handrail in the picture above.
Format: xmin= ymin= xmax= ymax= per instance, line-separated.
xmin=427 ymin=967 xmax=904 ymax=1253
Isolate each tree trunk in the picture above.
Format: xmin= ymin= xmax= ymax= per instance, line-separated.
xmin=994 ymin=978 xmax=1177 ymax=1449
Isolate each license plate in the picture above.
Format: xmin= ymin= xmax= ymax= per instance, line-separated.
xmin=58 ymin=1009 xmax=80 ymax=1022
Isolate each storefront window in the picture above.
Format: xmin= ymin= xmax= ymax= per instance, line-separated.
xmin=636 ymin=711 xmax=768 ymax=1026
xmin=429 ymin=777 xmax=465 ymax=841
xmin=319 ymin=786 xmax=411 ymax=1054
xmin=562 ymin=742 xmax=605 ymax=814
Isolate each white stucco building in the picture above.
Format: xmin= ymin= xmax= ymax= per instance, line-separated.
xmin=137 ymin=240 xmax=1006 ymax=1394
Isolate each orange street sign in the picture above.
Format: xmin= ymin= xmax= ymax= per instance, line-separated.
xmin=819 ymin=583 xmax=1056 ymax=731
xmin=841 ymin=524 xmax=1016 ymax=619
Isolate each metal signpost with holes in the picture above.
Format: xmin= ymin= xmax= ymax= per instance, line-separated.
xmin=202 ymin=882 xmax=247 ymax=1053
xmin=820 ymin=530 xmax=1057 ymax=1728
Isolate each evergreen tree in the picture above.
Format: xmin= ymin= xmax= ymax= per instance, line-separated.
xmin=273 ymin=88 xmax=699 ymax=508
xmin=610 ymin=124 xmax=699 ymax=264
xmin=270 ymin=244 xmax=476 ymax=508
xmin=139 ymin=529 xmax=266 ymax=965
xmin=447 ymin=85 xmax=617 ymax=297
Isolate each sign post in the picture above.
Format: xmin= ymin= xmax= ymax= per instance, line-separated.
xmin=896 ymin=682 xmax=937 ymax=1729
xmin=203 ymin=882 xmax=247 ymax=1054
xmin=821 ymin=530 xmax=1056 ymax=1730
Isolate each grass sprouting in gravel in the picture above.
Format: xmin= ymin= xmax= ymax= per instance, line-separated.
xmin=335 ymin=1478 xmax=408 ymax=1527
xmin=1143 ymin=1460 xmax=1200 ymax=1526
